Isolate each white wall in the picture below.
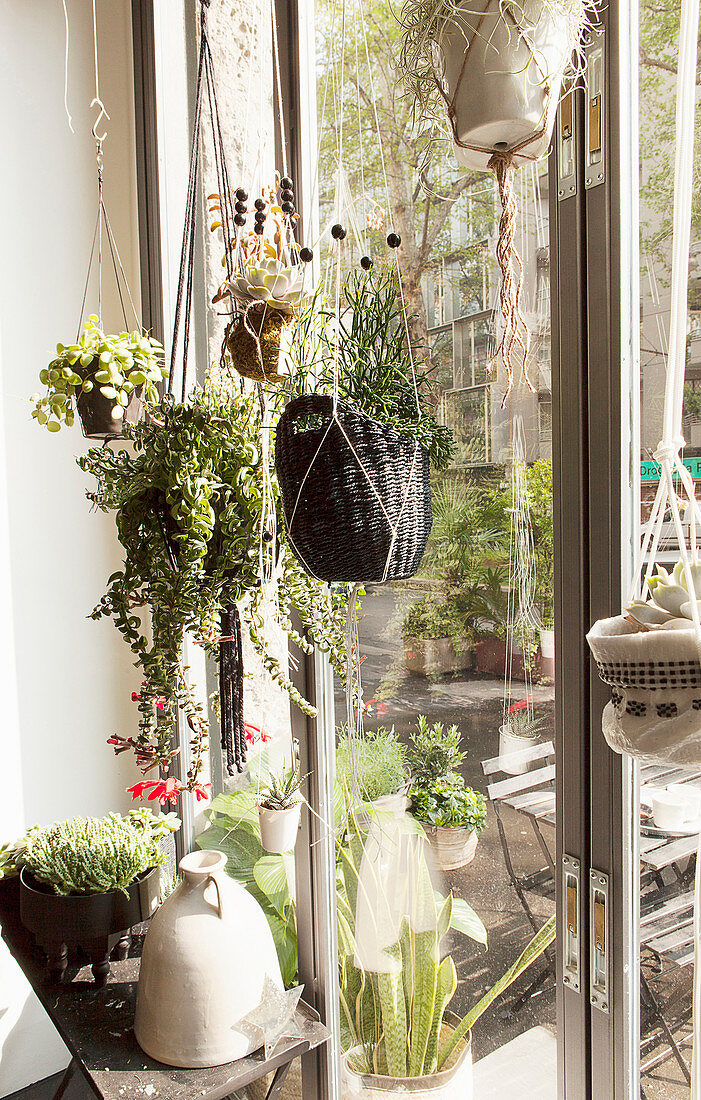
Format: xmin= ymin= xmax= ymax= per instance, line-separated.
xmin=0 ymin=1 xmax=143 ymax=1091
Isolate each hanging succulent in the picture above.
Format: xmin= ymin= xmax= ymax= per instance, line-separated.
xmin=78 ymin=383 xmax=349 ymax=796
xmin=627 ymin=561 xmax=701 ymax=629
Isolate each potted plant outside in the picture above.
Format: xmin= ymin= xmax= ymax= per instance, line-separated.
xmin=10 ymin=810 xmax=178 ymax=985
xmin=402 ymin=597 xmax=473 ymax=678
xmin=31 ymin=316 xmax=165 ymax=439
xmin=336 ymin=726 xmax=410 ymax=823
xmin=499 ymin=699 xmax=548 ymax=775
xmin=257 ymin=767 xmax=304 ymax=853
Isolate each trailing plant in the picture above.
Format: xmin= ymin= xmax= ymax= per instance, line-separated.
xmin=31 ymin=316 xmax=165 ymax=432
xmin=258 ymin=767 xmax=303 ymax=811
xmin=406 ymin=715 xmax=465 ymax=785
xmin=410 ymin=779 xmax=486 ymax=831
xmin=336 ymin=726 xmax=408 ymax=803
xmin=79 ymin=382 xmax=349 ymax=796
xmin=0 ymin=843 xmax=17 ymax=881
xmin=11 ymin=810 xmax=179 ymax=897
xmin=289 ymin=267 xmax=454 ymax=469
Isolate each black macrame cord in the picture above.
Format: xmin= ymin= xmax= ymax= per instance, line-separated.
xmin=169 ymin=0 xmax=246 ymax=773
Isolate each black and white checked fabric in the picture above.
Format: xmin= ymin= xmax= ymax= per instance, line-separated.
xmin=595 ymin=659 xmax=701 ymax=690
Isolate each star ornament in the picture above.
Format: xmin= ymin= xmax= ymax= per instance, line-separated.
xmin=238 ymin=977 xmax=306 ymax=1060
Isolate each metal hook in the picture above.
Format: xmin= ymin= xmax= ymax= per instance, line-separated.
xmin=90 ymin=96 xmax=110 ymax=143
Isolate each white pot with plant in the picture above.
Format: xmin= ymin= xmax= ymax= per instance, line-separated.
xmin=257 ymin=767 xmax=303 ymax=854
xmin=336 ymin=726 xmax=409 ymax=822
xmin=499 ymin=700 xmax=547 ymax=775
xmin=339 ymin=815 xmax=554 ymax=1098
xmin=539 ymin=624 xmax=555 ymax=660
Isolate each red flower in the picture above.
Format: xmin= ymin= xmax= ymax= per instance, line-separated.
xmin=131 ymin=692 xmax=140 ymax=702
xmin=127 ymin=780 xmax=159 ymax=800
xmin=149 ymin=777 xmax=180 ymax=806
xmin=193 ymin=783 xmax=211 ymax=802
xmin=155 ymin=696 xmax=167 ymax=711
xmin=244 ymin=722 xmax=270 ymax=745
xmin=508 ymin=699 xmax=532 ymax=714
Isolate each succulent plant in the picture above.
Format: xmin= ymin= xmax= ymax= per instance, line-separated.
xmin=627 ymin=559 xmax=701 ymax=629
xmin=258 ymin=767 xmax=303 ymax=812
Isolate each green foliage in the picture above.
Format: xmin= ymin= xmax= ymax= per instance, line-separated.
xmin=78 ymin=383 xmax=349 ymax=788
xmin=406 ymin=715 xmax=464 ymax=784
xmin=258 ymin=767 xmax=303 ymax=811
xmin=401 ymin=595 xmax=467 ymax=644
xmin=13 ymin=810 xmax=179 ymax=896
xmin=525 ymin=461 xmax=554 ymax=628
xmin=290 ymin=268 xmax=454 ymax=469
xmin=0 ymin=843 xmax=17 ymax=881
xmin=336 ymin=726 xmax=408 ymax=803
xmin=410 ymin=780 xmax=486 ymax=831
xmin=31 ymin=316 xmax=165 ymax=432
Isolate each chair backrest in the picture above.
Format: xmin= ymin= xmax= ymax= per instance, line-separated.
xmin=481 ymin=741 xmax=555 ymax=803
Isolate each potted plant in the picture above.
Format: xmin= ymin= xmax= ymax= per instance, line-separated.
xmin=79 ymin=381 xmax=349 ymax=794
xmin=499 ymin=699 xmax=548 ymax=775
xmin=339 ymin=815 xmax=554 ymax=1097
xmin=402 ymin=597 xmax=473 ymax=678
xmin=276 ymin=268 xmax=454 ymax=584
xmin=9 ymin=809 xmax=178 ymax=985
xmin=406 ymin=716 xmax=487 ymax=870
xmin=31 ymin=316 xmax=165 ymax=439
xmin=257 ymin=767 xmax=304 ymax=853
xmin=336 ymin=726 xmax=409 ymax=820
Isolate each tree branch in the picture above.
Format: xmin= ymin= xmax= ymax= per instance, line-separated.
xmin=639 ymin=43 xmax=701 ymax=84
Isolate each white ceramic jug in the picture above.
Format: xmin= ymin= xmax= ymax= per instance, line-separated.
xmin=134 ymin=849 xmax=283 ymax=1067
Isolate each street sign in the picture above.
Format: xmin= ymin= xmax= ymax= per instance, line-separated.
xmin=640 ymin=456 xmax=701 ymax=482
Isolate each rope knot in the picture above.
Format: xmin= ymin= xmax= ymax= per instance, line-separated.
xmin=653 ymin=437 xmax=686 ymax=465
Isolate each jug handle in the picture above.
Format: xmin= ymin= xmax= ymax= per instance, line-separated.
xmin=206 ymin=874 xmax=224 ymax=919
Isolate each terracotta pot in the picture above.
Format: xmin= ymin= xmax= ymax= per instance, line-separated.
xmin=258 ymin=800 xmax=302 ymax=853
xmin=342 ymin=1019 xmax=472 ymax=1098
xmin=404 ymin=637 xmax=473 ymax=678
xmin=437 ymin=0 xmax=576 ymax=170
xmin=19 ymin=865 xmax=160 ymax=986
xmin=134 ymin=850 xmax=283 ymax=1067
xmin=425 ymin=825 xmax=479 ymax=871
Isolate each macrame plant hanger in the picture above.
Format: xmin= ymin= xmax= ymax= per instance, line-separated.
xmin=168 ymin=0 xmax=247 ymax=776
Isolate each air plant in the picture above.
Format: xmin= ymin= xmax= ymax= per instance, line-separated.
xmin=627 ymin=560 xmax=701 ymax=630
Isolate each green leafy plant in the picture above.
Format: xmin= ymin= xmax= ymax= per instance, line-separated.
xmin=31 ymin=316 xmax=165 ymax=432
xmin=406 ymin=715 xmax=465 ymax=785
xmin=410 ymin=780 xmax=486 ymax=831
xmin=290 ymin=267 xmax=454 ymax=469
xmin=11 ymin=810 xmax=179 ymax=896
xmin=336 ymin=726 xmax=408 ymax=803
xmin=79 ymin=383 xmax=349 ymax=795
xmin=0 ymin=843 xmax=17 ymax=881
xmin=401 ymin=596 xmax=468 ymax=646
xmin=258 ymin=767 xmax=303 ymax=811
xmin=526 ymin=461 xmax=554 ymax=630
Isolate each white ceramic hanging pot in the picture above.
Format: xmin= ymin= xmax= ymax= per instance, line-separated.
xmin=498 ymin=724 xmax=537 ymax=775
xmin=437 ymin=0 xmax=577 ymax=170
xmin=134 ymin=850 xmax=283 ymax=1067
xmin=587 ymin=616 xmax=701 ymax=767
xmin=540 ymin=628 xmax=555 ymax=660
xmin=258 ymin=799 xmax=302 ymax=853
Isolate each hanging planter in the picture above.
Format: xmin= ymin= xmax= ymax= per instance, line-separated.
xmin=223 ymin=306 xmax=294 ymax=383
xmin=256 ymin=767 xmax=303 ymax=853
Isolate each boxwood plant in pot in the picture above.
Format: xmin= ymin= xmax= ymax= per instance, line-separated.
xmin=31 ymin=316 xmax=166 ymax=439
xmin=407 ymin=716 xmax=486 ymax=870
xmin=79 ymin=381 xmax=349 ymax=798
xmin=257 ymin=766 xmax=304 ymax=854
xmin=8 ymin=810 xmax=178 ymax=985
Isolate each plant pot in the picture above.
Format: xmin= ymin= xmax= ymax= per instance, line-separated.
xmin=258 ymin=800 xmax=302 ymax=853
xmin=498 ymin=725 xmax=539 ymax=775
xmin=76 ymin=360 xmax=144 ymax=440
xmin=587 ymin=615 xmax=701 ymax=767
xmin=404 ymin=637 xmax=472 ymax=678
xmin=474 ymin=637 xmax=526 ymax=679
xmin=437 ymin=0 xmax=576 ymax=170
xmin=19 ymin=864 xmax=161 ymax=986
xmin=225 ymin=307 xmax=293 ymax=383
xmin=341 ymin=1019 xmax=472 ymax=1098
xmin=539 ymin=628 xmax=555 ymax=660
xmin=276 ymin=395 xmax=432 ymax=583
xmin=425 ymin=825 xmax=479 ymax=871
xmin=135 ymin=850 xmax=283 ymax=1067
xmin=352 ymin=790 xmax=410 ymax=830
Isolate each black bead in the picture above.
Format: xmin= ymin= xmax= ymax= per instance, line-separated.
xmin=331 ymin=223 xmax=347 ymax=240
xmin=234 ymin=200 xmax=247 ymax=214
xmin=280 ymin=188 xmax=294 ymax=202
xmin=254 ymin=223 xmax=264 ymax=234
xmin=360 ymin=255 xmax=373 ymax=270
xmin=235 ymin=188 xmax=248 ymax=201
xmin=387 ymin=232 xmax=401 ymax=248
xmin=281 ymin=201 xmax=295 ymax=214
xmin=300 ymin=247 xmax=313 ymax=262
xmin=281 ymin=176 xmax=293 ymax=190
xmin=234 ymin=213 xmax=246 ymax=226
xmin=254 ymin=198 xmax=266 ymax=211
xmin=254 ymin=211 xmax=266 ymax=223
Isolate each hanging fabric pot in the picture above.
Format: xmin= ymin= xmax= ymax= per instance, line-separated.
xmin=275 ymin=394 xmax=432 ymax=583
xmin=587 ymin=617 xmax=701 ymax=768
xmin=224 ymin=307 xmax=293 ymax=384
xmin=438 ymin=0 xmax=577 ymax=171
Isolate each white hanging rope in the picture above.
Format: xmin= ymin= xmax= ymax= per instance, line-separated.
xmin=61 ymin=0 xmax=74 ymax=133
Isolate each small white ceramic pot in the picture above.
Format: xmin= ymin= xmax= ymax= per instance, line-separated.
xmin=539 ymin=628 xmax=555 ymax=660
xmin=498 ymin=725 xmax=538 ymax=775
xmin=437 ymin=0 xmax=577 ymax=170
xmin=258 ymin=799 xmax=302 ymax=853
xmin=341 ymin=1023 xmax=472 ymax=1099
xmin=426 ymin=825 xmax=479 ymax=871
xmin=134 ymin=849 xmax=283 ymax=1067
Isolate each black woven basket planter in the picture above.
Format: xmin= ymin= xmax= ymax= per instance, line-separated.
xmin=275 ymin=395 xmax=432 ymax=583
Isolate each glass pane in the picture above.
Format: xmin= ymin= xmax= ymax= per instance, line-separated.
xmin=637 ymin=1 xmax=701 ymax=1093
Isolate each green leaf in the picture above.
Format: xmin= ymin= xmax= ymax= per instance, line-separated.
xmin=46 ymin=421 xmax=60 ymax=432
xmin=449 ymin=896 xmax=488 ymax=947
